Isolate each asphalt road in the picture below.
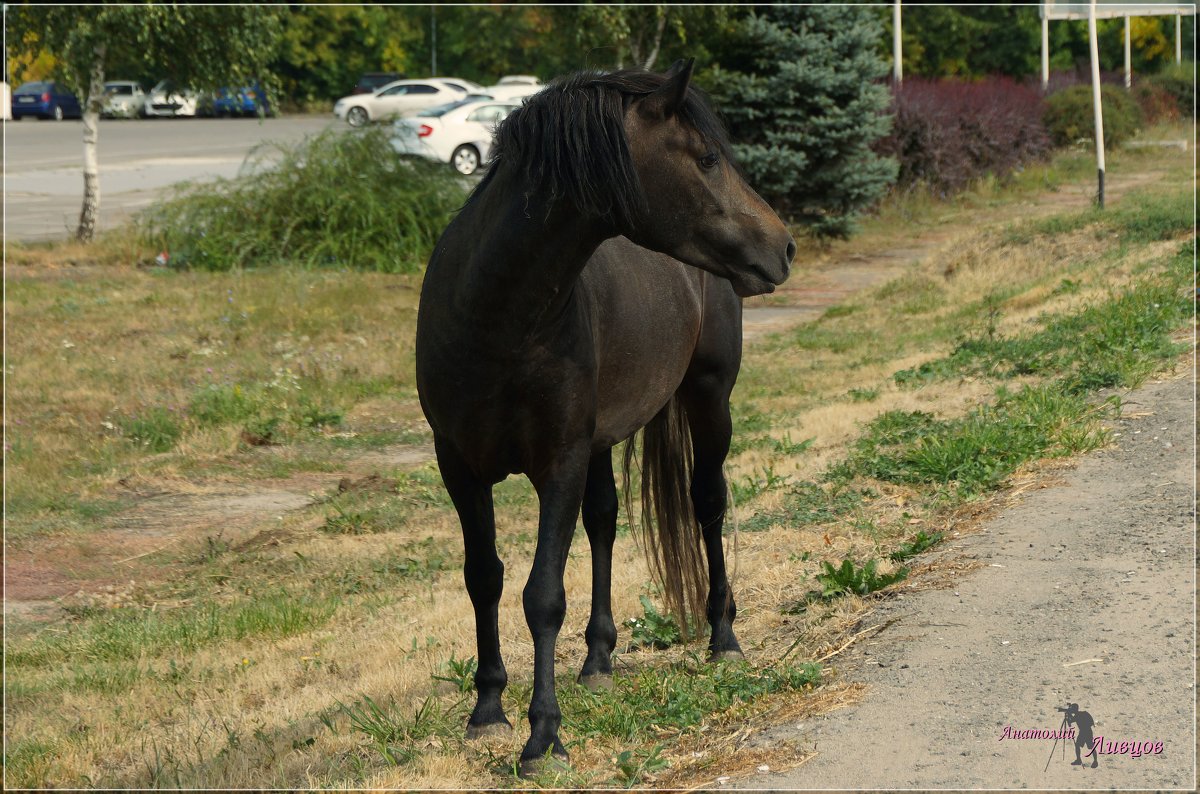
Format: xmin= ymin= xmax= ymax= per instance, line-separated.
xmin=4 ymin=115 xmax=339 ymax=242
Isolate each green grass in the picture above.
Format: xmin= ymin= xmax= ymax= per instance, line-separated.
xmin=742 ymin=480 xmax=873 ymax=532
xmin=7 ymin=590 xmax=340 ymax=669
xmin=1004 ymin=187 xmax=1194 ymax=245
xmin=832 ymin=384 xmax=1115 ymax=499
xmin=558 ymin=657 xmax=822 ymax=742
xmin=894 ymin=241 xmax=1192 ymax=391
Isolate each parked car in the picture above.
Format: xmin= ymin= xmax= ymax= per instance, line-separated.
xmin=102 ymin=81 xmax=146 ymax=118
xmin=351 ymin=72 xmax=404 ymax=95
xmin=333 ymin=79 xmax=467 ymax=127
xmin=211 ymin=85 xmax=271 ymax=117
xmin=10 ymin=81 xmax=82 ymax=120
xmin=144 ymin=80 xmax=198 ymax=117
xmin=391 ymin=97 xmax=520 ymax=175
xmin=429 ymin=76 xmax=486 ymax=94
xmin=480 ymin=82 xmax=543 ymax=102
xmin=496 ymin=75 xmax=541 ymax=86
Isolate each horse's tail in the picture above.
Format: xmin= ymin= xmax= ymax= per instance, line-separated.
xmin=622 ymin=395 xmax=707 ymax=637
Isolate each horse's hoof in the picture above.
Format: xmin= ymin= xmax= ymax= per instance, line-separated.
xmin=519 ymin=752 xmax=571 ymax=778
xmin=465 ymin=721 xmax=512 ymax=740
xmin=709 ymin=649 xmax=745 ymax=663
xmin=578 ymin=672 xmax=614 ymax=692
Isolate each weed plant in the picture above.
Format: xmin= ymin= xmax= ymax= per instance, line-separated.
xmin=139 ymin=127 xmax=467 ymax=273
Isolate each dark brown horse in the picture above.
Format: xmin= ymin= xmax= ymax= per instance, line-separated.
xmin=415 ymin=60 xmax=794 ymax=773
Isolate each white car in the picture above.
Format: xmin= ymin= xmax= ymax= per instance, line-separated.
xmin=430 ymin=77 xmax=486 ymax=94
xmin=333 ymin=79 xmax=466 ymax=127
xmin=102 ymin=81 xmax=145 ymax=118
xmin=143 ymin=80 xmax=197 ymax=117
xmin=391 ymin=98 xmax=521 ymax=175
xmin=480 ymin=82 xmax=543 ymax=102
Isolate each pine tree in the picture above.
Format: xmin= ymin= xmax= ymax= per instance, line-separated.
xmin=706 ymin=6 xmax=897 ymax=239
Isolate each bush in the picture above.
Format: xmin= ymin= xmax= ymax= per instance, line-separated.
xmin=138 ymin=127 xmax=468 ymax=273
xmin=1142 ymin=61 xmax=1194 ymax=118
xmin=1043 ymin=84 xmax=1143 ymax=148
xmin=1132 ymin=79 xmax=1182 ymax=124
xmin=704 ymin=5 xmax=897 ymax=239
xmin=879 ymin=76 xmax=1051 ymax=194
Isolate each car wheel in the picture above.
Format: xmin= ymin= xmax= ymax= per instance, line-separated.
xmin=53 ymin=105 xmax=64 ymax=121
xmin=346 ymin=106 xmax=369 ymax=128
xmin=452 ymin=144 xmax=481 ymax=176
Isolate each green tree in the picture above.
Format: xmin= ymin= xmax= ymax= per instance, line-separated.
xmin=272 ymin=4 xmax=423 ymax=106
xmin=5 ymin=4 xmax=281 ymax=242
xmin=705 ymin=6 xmax=897 ymax=239
xmin=569 ymin=5 xmax=732 ymax=71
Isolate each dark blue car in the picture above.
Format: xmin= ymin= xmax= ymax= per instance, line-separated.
xmin=11 ymin=81 xmax=82 ymax=120
xmin=211 ymin=85 xmax=271 ymax=117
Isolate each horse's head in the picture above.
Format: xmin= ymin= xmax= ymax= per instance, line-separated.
xmin=620 ymin=60 xmax=795 ymax=297
xmin=489 ymin=62 xmax=794 ymax=296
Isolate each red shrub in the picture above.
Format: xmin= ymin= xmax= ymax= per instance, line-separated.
xmin=878 ymin=76 xmax=1052 ymax=194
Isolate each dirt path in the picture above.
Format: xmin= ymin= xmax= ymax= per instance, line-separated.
xmin=736 ymin=373 xmax=1195 ymax=789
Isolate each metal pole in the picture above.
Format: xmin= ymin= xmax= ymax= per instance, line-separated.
xmin=1176 ymin=13 xmax=1182 ymax=63
xmin=1124 ymin=14 xmax=1131 ymax=89
xmin=1088 ymin=0 xmax=1106 ymax=208
xmin=894 ymin=0 xmax=903 ymax=85
xmin=1042 ymin=10 xmax=1050 ymax=91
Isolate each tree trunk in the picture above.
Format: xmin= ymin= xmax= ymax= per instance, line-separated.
xmin=76 ymin=45 xmax=106 ymax=243
xmin=641 ymin=8 xmax=669 ymax=71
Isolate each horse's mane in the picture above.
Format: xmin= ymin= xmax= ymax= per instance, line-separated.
xmin=479 ymin=69 xmax=734 ymax=229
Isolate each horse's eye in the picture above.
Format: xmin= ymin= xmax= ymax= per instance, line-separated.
xmin=698 ymin=152 xmax=720 ymax=170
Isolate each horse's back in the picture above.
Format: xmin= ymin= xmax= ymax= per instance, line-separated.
xmin=580 ymin=237 xmax=739 ymax=448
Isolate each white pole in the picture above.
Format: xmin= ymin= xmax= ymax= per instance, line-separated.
xmin=894 ymin=0 xmax=903 ymax=85
xmin=1088 ymin=0 xmax=1106 ymax=208
xmin=1042 ymin=9 xmax=1050 ymax=91
xmin=1124 ymin=14 xmax=1131 ymax=89
xmin=1176 ymin=13 xmax=1182 ymax=63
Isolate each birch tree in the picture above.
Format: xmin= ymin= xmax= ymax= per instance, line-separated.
xmin=573 ymin=6 xmax=731 ymax=71
xmin=5 ymin=4 xmax=281 ymax=242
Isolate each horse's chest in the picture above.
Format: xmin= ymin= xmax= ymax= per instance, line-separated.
xmin=420 ymin=336 xmax=595 ymax=475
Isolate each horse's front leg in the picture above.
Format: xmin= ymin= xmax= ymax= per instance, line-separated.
xmin=579 ymin=448 xmax=618 ymax=690
xmin=435 ymin=438 xmax=511 ymax=737
xmin=521 ymin=445 xmax=590 ymax=774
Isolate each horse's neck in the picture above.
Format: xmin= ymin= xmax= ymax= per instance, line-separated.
xmin=450 ymin=173 xmax=610 ymax=331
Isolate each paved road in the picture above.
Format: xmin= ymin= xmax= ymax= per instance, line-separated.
xmin=738 ymin=373 xmax=1195 ymax=790
xmin=4 ymin=115 xmax=338 ymax=242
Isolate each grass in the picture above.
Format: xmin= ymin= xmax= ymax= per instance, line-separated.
xmin=137 ymin=126 xmax=469 ymax=273
xmin=3 ymin=124 xmax=1192 ymax=789
xmin=831 ymin=384 xmax=1117 ymax=499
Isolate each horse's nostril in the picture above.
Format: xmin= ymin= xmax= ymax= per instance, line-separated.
xmin=785 ymin=240 xmax=797 ymax=263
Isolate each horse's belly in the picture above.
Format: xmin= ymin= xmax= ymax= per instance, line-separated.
xmin=583 ymin=240 xmax=704 ymax=448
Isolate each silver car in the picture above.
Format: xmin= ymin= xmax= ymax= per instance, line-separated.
xmin=102 ymin=81 xmax=146 ymax=118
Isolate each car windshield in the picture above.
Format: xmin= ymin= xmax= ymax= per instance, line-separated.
xmin=16 ymin=82 xmax=48 ymax=92
xmin=106 ymin=84 xmax=134 ymax=95
xmin=416 ymin=99 xmax=475 ymax=117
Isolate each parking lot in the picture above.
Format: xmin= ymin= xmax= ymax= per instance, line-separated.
xmin=4 ymin=115 xmax=337 ymax=242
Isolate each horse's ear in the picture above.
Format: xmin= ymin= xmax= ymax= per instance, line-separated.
xmin=638 ymin=58 xmax=695 ymax=121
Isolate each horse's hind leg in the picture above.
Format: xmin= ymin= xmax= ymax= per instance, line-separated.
xmin=579 ymin=448 xmax=618 ymax=690
xmin=680 ymin=377 xmax=743 ymax=661
xmin=435 ymin=438 xmax=511 ymax=738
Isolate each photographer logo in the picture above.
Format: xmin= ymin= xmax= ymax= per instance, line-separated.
xmin=995 ymin=702 xmax=1165 ymax=771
